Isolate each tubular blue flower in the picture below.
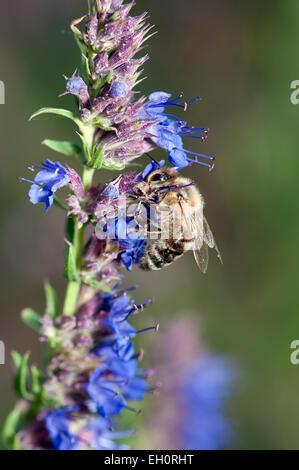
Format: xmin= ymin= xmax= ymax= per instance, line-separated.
xmin=123 ymin=377 xmax=148 ymax=401
xmin=28 ymin=185 xmax=54 ymax=212
xmin=142 ymin=92 xmax=215 ymax=170
xmin=84 ymin=418 xmax=133 ymax=450
xmin=86 ymin=368 xmax=128 ymax=417
xmin=104 ymin=216 xmax=146 ymax=271
xmin=22 ymin=160 xmax=71 ymax=212
xmin=145 ymin=318 xmax=235 ymax=451
xmin=178 ymin=356 xmax=235 ymax=450
xmin=102 ymin=294 xmax=136 ymax=338
xmin=45 ymin=407 xmax=79 ymax=451
xmin=119 ymin=237 xmax=146 ymax=271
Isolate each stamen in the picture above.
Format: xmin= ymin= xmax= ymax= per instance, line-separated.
xmin=126 ymin=405 xmax=142 ymax=415
xmin=179 ymin=134 xmax=206 ymax=140
xmin=136 ymin=324 xmax=159 ymax=334
xmin=184 ymin=149 xmax=215 ymax=161
xmin=19 ymin=177 xmax=42 ymax=186
xmin=187 ymin=158 xmax=211 ymax=169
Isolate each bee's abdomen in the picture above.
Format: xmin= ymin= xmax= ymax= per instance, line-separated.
xmin=139 ymin=240 xmax=185 ymax=271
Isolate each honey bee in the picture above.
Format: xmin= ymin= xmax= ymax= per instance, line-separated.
xmin=132 ymin=166 xmax=222 ymax=272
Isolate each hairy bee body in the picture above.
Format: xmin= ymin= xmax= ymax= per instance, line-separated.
xmin=139 ymin=239 xmax=185 ymax=271
xmin=132 ymin=166 xmax=221 ymax=272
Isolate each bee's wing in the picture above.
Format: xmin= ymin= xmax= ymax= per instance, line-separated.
xmin=180 ymin=201 xmax=222 ymax=272
xmin=177 ymin=200 xmax=208 ymax=273
xmin=203 ymin=216 xmax=223 ymax=264
xmin=193 ymin=242 xmax=209 ymax=273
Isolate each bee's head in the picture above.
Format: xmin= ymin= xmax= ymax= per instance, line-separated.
xmin=146 ymin=167 xmax=178 ymax=188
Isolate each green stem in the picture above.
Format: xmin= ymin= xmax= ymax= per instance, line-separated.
xmin=62 ymin=281 xmax=81 ymax=317
xmin=62 ymin=166 xmax=95 ymax=316
xmin=82 ymin=166 xmax=95 ymax=191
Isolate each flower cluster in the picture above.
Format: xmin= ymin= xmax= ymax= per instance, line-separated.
xmin=142 ymin=92 xmax=215 ymax=170
xmin=177 ymin=356 xmax=235 ymax=450
xmin=6 ymin=0 xmax=222 ymax=452
xmin=63 ymin=0 xmax=157 ymax=170
xmin=21 ymin=160 xmax=71 ymax=212
xmin=145 ymin=317 xmax=235 ymax=450
xmin=18 ymin=287 xmax=156 ymax=450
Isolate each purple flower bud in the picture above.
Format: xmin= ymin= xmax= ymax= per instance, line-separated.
xmin=86 ymin=13 xmax=98 ymax=45
xmin=66 ymin=77 xmax=86 ymax=95
xmin=110 ymin=81 xmax=129 ymax=98
xmin=64 ymin=74 xmax=90 ymax=107
xmin=67 ymin=167 xmax=85 ymax=200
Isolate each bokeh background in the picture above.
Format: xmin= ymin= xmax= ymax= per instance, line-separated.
xmin=1 ymin=0 xmax=299 ymax=450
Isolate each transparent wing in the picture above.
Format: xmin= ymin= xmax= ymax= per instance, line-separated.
xmin=179 ymin=200 xmax=223 ymax=271
xmin=194 ymin=242 xmax=209 ymax=273
xmin=203 ymin=216 xmax=223 ymax=264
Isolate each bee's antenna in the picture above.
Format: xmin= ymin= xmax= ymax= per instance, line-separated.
xmin=145 ymin=153 xmax=160 ymax=166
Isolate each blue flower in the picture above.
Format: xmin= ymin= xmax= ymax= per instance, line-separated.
xmin=45 ymin=407 xmax=79 ymax=451
xmin=119 ymin=237 xmax=146 ymax=271
xmin=105 ymin=216 xmax=146 ymax=271
xmin=110 ymin=82 xmax=129 ymax=98
xmin=86 ymin=368 xmax=127 ymax=417
xmin=94 ymin=339 xmax=137 ymax=379
xmin=28 ymin=185 xmax=54 ymax=212
xmin=22 ymin=160 xmax=70 ymax=212
xmin=103 ymin=184 xmax=119 ymax=199
xmin=85 ymin=418 xmax=133 ymax=450
xmin=102 ymin=295 xmax=136 ymax=339
xmin=178 ymin=356 xmax=235 ymax=450
xmin=143 ymin=92 xmax=215 ymax=170
xmin=94 ymin=337 xmax=135 ymax=362
xmin=66 ymin=77 xmax=86 ymax=95
xmin=123 ymin=377 xmax=148 ymax=401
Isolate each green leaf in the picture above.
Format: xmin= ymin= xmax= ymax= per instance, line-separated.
xmin=71 ymin=16 xmax=88 ymax=59
xmin=65 ymin=216 xmax=76 ymax=244
xmin=1 ymin=406 xmax=23 ymax=450
xmin=21 ymin=309 xmax=41 ymax=333
xmin=87 ymin=147 xmax=104 ymax=169
xmin=64 ymin=242 xmax=80 ymax=282
xmin=77 ymin=131 xmax=92 ymax=162
xmin=29 ymin=108 xmax=81 ymax=127
xmin=82 ymin=273 xmax=114 ymax=294
xmin=82 ymin=54 xmax=91 ymax=80
xmin=11 ymin=351 xmax=22 ymax=369
xmin=44 ymin=283 xmax=59 ymax=319
xmin=31 ymin=366 xmax=42 ymax=395
xmin=42 ymin=139 xmax=84 ymax=164
xmin=13 ymin=352 xmax=34 ymax=401
xmin=102 ymin=163 xmax=125 ymax=171
xmin=70 ymin=16 xmax=85 ymax=42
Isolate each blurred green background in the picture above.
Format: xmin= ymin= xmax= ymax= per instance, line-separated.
xmin=1 ymin=0 xmax=299 ymax=450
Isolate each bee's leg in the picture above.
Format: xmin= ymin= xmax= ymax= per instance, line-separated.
xmin=139 ymin=243 xmax=164 ymax=271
